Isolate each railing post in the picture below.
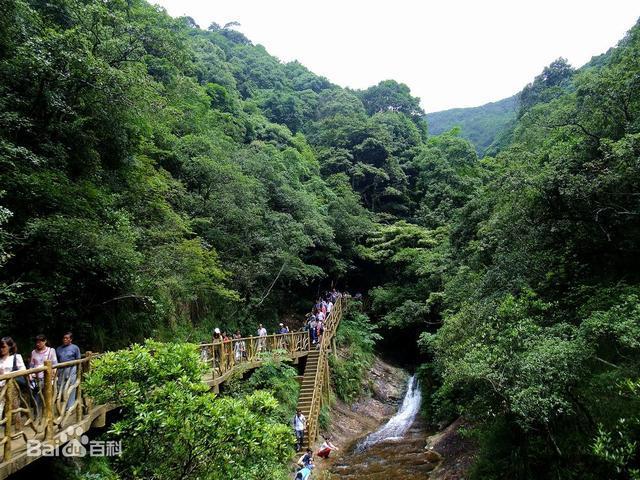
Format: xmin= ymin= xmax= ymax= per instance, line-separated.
xmin=85 ymin=352 xmax=93 ymax=411
xmin=44 ymin=360 xmax=54 ymax=441
xmin=76 ymin=359 xmax=84 ymax=423
xmin=4 ymin=379 xmax=15 ymax=461
xmin=221 ymin=344 xmax=227 ymax=373
xmin=212 ymin=345 xmax=216 ymax=378
xmin=324 ymin=358 xmax=330 ymax=400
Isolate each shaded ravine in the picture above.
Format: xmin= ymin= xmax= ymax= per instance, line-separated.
xmin=328 ymin=375 xmax=440 ymax=479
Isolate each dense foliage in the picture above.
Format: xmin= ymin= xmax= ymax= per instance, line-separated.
xmin=330 ymin=302 xmax=380 ymax=402
xmin=426 ymin=95 xmax=517 ymax=156
xmin=1 ymin=0 xmax=639 ymax=478
xmin=0 ymin=0 xmax=377 ymax=349
xmin=226 ymin=358 xmax=300 ymax=423
xmin=84 ymin=341 xmax=293 ymax=480
xmin=412 ymin=20 xmax=640 ymax=480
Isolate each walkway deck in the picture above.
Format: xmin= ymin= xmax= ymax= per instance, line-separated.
xmin=0 ymin=296 xmax=346 ymax=478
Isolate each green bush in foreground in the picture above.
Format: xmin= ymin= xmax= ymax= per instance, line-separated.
xmin=85 ymin=340 xmax=293 ymax=480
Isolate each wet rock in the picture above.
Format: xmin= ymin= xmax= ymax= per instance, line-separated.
xmin=425 ymin=448 xmax=443 ymax=463
xmin=425 ymin=417 xmax=477 ymax=480
xmin=314 ymin=357 xmax=409 ymax=477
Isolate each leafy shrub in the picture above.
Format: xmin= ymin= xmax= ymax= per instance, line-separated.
xmin=85 ymin=340 xmax=293 ymax=480
xmin=330 ymin=302 xmax=381 ymax=402
xmin=227 ymin=357 xmax=300 ymax=423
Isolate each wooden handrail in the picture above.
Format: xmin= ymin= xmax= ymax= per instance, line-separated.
xmin=304 ymin=295 xmax=346 ymax=445
xmin=0 ymin=296 xmax=347 ymax=477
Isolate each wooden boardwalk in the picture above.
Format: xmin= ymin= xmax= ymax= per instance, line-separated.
xmin=0 ymin=296 xmax=346 ymax=478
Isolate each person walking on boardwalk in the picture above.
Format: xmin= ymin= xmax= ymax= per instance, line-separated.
xmin=30 ymin=334 xmax=58 ymax=378
xmin=0 ymin=337 xmax=26 ymax=428
xmin=257 ymin=324 xmax=267 ymax=352
xmin=29 ymin=334 xmax=58 ymax=409
xmin=56 ymin=332 xmax=81 ymax=408
xmin=233 ymin=331 xmax=245 ymax=361
xmin=293 ymin=408 xmax=307 ymax=452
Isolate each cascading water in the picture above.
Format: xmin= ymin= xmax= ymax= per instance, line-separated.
xmin=356 ymin=375 xmax=421 ymax=451
xmin=329 ymin=374 xmax=440 ymax=479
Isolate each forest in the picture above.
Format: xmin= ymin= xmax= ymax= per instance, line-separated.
xmin=425 ymin=94 xmax=517 ymax=156
xmin=0 ymin=0 xmax=639 ymax=479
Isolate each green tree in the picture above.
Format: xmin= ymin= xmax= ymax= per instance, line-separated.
xmin=85 ymin=341 xmax=293 ymax=480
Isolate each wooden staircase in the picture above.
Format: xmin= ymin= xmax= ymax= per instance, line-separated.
xmin=295 ymin=296 xmax=346 ymax=449
xmin=298 ymin=350 xmax=320 ymax=424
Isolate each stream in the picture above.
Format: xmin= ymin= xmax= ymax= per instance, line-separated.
xmin=328 ymin=375 xmax=439 ymax=479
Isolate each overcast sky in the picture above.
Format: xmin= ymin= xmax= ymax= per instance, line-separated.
xmin=153 ymin=0 xmax=640 ymax=112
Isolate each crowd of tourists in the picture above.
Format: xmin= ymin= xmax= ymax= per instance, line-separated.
xmin=294 ymin=406 xmax=339 ymax=478
xmin=0 ymin=332 xmax=82 ymax=425
xmin=207 ymin=288 xmax=344 ymax=359
xmin=207 ymin=287 xmax=344 ymax=479
xmin=304 ymin=288 xmax=341 ymax=346
xmin=3 ymin=289 xmax=345 ymax=474
xmin=0 ymin=332 xmax=82 ymax=381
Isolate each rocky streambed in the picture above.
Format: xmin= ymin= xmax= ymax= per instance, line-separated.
xmin=314 ymin=357 xmax=475 ymax=480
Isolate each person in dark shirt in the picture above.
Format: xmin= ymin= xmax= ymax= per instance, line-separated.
xmin=56 ymin=332 xmax=81 ymax=408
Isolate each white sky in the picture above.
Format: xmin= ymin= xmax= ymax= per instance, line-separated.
xmin=153 ymin=0 xmax=640 ymax=112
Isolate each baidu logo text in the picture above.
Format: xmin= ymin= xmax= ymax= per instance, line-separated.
xmin=27 ymin=427 xmax=121 ymax=457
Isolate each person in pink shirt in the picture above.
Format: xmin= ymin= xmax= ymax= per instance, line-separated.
xmin=29 ymin=334 xmax=58 ymax=380
xmin=29 ymin=334 xmax=58 ymax=410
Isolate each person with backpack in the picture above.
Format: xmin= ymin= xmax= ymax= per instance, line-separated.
xmin=297 ymin=448 xmax=313 ymax=468
xmin=0 ymin=337 xmax=25 ymax=428
xmin=293 ymin=408 xmax=307 ymax=452
xmin=295 ymin=450 xmax=314 ymax=480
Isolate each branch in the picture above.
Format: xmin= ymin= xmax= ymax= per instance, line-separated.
xmin=253 ymin=261 xmax=287 ymax=308
xmin=546 ymin=121 xmax=601 ymax=145
xmin=595 ymin=356 xmax=620 ymax=369
xmin=95 ymin=294 xmax=153 ymax=308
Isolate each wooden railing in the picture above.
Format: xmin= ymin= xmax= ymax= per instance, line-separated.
xmin=0 ymin=353 xmax=97 ymax=464
xmin=198 ymin=330 xmax=310 ymax=381
xmin=0 ymin=297 xmax=347 ymax=476
xmin=306 ymin=295 xmax=345 ymax=444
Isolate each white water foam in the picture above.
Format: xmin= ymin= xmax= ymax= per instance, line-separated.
xmin=356 ymin=375 xmax=421 ymax=451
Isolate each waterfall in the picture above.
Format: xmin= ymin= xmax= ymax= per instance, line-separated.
xmin=356 ymin=375 xmax=421 ymax=451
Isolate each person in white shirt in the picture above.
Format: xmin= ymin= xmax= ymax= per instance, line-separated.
xmin=0 ymin=336 xmax=25 ymax=381
xmin=257 ymin=324 xmax=267 ymax=352
xmin=317 ymin=437 xmax=339 ymax=458
xmin=293 ymin=409 xmax=307 ymax=451
xmin=0 ymin=337 xmax=26 ymax=428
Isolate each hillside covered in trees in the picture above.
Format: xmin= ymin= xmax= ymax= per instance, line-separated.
xmin=425 ymin=95 xmax=517 ymax=155
xmin=1 ymin=1 xmax=639 ymax=479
